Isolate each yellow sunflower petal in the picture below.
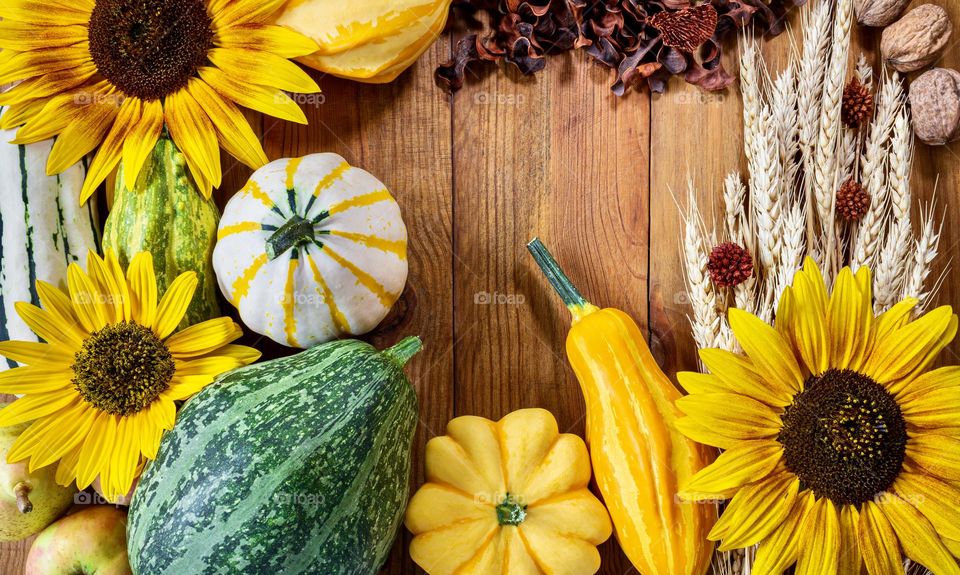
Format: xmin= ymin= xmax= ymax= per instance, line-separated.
xmin=894 ymin=366 xmax=960 ymax=404
xmin=104 ymin=251 xmax=132 ymax=323
xmin=153 ymin=272 xmax=199 ymax=340
xmin=0 ymin=366 xmax=73 ymax=394
xmin=198 ymin=67 xmax=308 ymax=124
xmin=120 ymin=98 xmax=163 ymax=191
xmin=67 ymin=261 xmax=108 ymax=332
xmin=0 ymin=97 xmax=49 ymax=131
xmin=0 ymin=63 xmax=96 ymax=108
xmin=675 ymin=416 xmax=768 ymax=450
xmin=789 ymin=264 xmax=829 ymax=376
xmin=208 ymin=48 xmax=319 ymax=93
xmin=10 ymin=400 xmax=94 ymax=470
xmin=164 ymin=87 xmax=222 ymax=195
xmin=905 ymin=434 xmax=960 ymax=482
xmin=0 ymin=20 xmax=88 ymax=51
xmin=127 ymin=251 xmax=157 ymax=328
xmin=203 ymin=344 xmax=261 ymax=365
xmin=76 ymin=412 xmax=117 ymax=489
xmin=80 ymin=96 xmax=139 ymax=204
xmin=827 ymin=267 xmax=872 ymax=371
xmin=894 ymin=471 xmax=960 ymax=540
xmin=10 ymin=92 xmax=80 ymax=143
xmin=0 ymin=0 xmax=92 ymax=25
xmin=215 ymin=23 xmax=321 ymax=58
xmin=165 ymin=317 xmax=243 ymax=358
xmin=0 ymin=390 xmax=76 ymax=427
xmin=186 ymin=78 xmax=267 ymax=170
xmin=36 ymin=280 xmax=84 ymax=334
xmin=795 ymin=496 xmax=840 ymax=575
xmin=945 ymin=538 xmax=960 ymax=559
xmin=676 ymin=392 xmax=781 ymax=434
xmin=54 ymin=444 xmax=81 ymax=487
xmin=13 ymin=301 xmax=83 ymax=350
xmin=865 ymin=306 xmax=958 ymax=384
xmin=136 ymin=410 xmax=164 ymax=461
xmin=0 ymin=340 xmax=73 ymax=367
xmin=0 ymin=44 xmax=91 ymax=84
xmin=147 ymin=396 xmax=176 ymax=431
xmin=858 ymin=500 xmax=902 ymax=575
xmin=838 ymin=505 xmax=863 ymax=575
xmin=681 ymin=440 xmax=783 ymax=496
xmin=849 ymin=266 xmax=875 ymax=370
xmin=873 ymin=298 xmax=918 ymax=342
xmin=880 ymin=493 xmax=960 ymax=575
xmin=46 ymin=102 xmax=118 ymax=175
xmin=173 ymin=355 xmax=248 ymax=378
xmin=752 ymin=490 xmax=816 ymax=575
xmin=84 ymin=251 xmax=123 ymax=325
xmin=901 ymin=387 xmax=960 ymax=429
xmin=699 ymin=348 xmax=795 ymax=406
xmin=710 ymin=472 xmax=799 ymax=550
xmin=676 ymin=371 xmax=726 ymax=395
xmin=107 ymin=416 xmax=141 ymax=500
xmin=212 ymin=0 xmax=288 ymax=29
xmin=729 ymin=308 xmax=804 ymax=392
xmin=164 ymin=375 xmax=217 ymax=401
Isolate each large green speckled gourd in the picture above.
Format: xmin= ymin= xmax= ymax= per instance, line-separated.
xmin=102 ymin=135 xmax=220 ymax=327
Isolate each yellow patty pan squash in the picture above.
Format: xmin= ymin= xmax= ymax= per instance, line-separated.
xmin=405 ymin=409 xmax=613 ymax=575
xmin=275 ymin=0 xmax=452 ymax=83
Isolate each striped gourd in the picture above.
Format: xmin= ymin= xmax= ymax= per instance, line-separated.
xmin=127 ymin=336 xmax=423 ymax=575
xmin=0 ymin=124 xmax=100 ymax=372
xmin=102 ymin=136 xmax=221 ymax=328
xmin=213 ymin=153 xmax=408 ymax=348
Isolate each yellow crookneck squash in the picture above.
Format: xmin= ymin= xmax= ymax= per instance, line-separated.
xmin=527 ymin=239 xmax=716 ymax=575
xmin=275 ymin=0 xmax=452 ymax=83
xmin=405 ymin=408 xmax=613 ymax=575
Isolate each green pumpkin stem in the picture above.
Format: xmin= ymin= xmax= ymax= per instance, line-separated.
xmin=383 ymin=337 xmax=423 ymax=367
xmin=266 ymin=215 xmax=316 ymax=260
xmin=527 ymin=238 xmax=589 ymax=309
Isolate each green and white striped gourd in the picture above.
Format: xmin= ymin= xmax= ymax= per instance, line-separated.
xmin=213 ymin=153 xmax=408 ymax=348
xmin=127 ymin=336 xmax=423 ymax=575
xmin=102 ymin=135 xmax=220 ymax=328
xmin=0 ymin=122 xmax=100 ymax=371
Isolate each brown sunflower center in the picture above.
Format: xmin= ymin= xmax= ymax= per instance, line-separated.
xmin=88 ymin=0 xmax=213 ymax=101
xmin=72 ymin=322 xmax=175 ymax=416
xmin=778 ymin=369 xmax=907 ymax=506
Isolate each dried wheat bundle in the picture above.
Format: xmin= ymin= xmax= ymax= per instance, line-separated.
xmin=680 ymin=1 xmax=943 ymax=571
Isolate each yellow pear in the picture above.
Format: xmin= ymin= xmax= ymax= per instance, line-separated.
xmin=0 ymin=403 xmax=77 ymax=541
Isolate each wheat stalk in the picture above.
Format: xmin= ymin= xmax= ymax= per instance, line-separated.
xmin=875 ymin=107 xmax=914 ymax=310
xmin=741 ymin=38 xmax=762 ymax=167
xmin=772 ymin=62 xmax=800 ymax=198
xmin=751 ymin=105 xmax=784 ymax=276
xmin=682 ymin=189 xmax=722 ymax=352
xmin=901 ymin=200 xmax=942 ymax=312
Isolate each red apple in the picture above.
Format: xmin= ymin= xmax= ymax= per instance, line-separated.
xmin=25 ymin=506 xmax=132 ymax=575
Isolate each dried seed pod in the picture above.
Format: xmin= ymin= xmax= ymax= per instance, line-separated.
xmin=854 ymin=0 xmax=911 ymax=27
xmin=881 ymin=4 xmax=953 ymax=73
xmin=909 ymin=68 xmax=960 ymax=146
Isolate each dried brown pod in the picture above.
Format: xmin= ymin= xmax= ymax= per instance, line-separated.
xmin=707 ymin=242 xmax=753 ymax=288
xmin=837 ymin=180 xmax=871 ymax=221
xmin=880 ymin=4 xmax=953 ymax=73
xmin=649 ymin=4 xmax=719 ymax=53
xmin=909 ymin=68 xmax=960 ymax=146
xmin=842 ymin=78 xmax=874 ymax=128
xmin=854 ymin=0 xmax=911 ymax=27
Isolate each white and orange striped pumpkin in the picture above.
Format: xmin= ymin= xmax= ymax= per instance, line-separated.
xmin=212 ymin=154 xmax=408 ymax=348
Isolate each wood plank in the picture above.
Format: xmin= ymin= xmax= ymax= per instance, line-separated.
xmin=451 ymin=53 xmax=648 ymax=572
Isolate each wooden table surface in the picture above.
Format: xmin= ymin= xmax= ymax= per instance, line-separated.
xmin=3 ymin=3 xmax=960 ymax=573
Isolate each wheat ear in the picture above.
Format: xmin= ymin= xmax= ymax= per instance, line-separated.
xmin=901 ymin=200 xmax=942 ymax=312
xmin=682 ymin=189 xmax=722 ymax=351
xmin=740 ymin=38 xmax=762 ymax=167
xmin=874 ymin=107 xmax=914 ymax=310
xmin=751 ymin=105 xmax=783 ymax=276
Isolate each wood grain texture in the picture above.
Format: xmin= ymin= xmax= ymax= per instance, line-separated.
xmin=2 ymin=2 xmax=960 ymax=573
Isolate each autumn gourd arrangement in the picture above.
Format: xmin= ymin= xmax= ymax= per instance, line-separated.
xmin=0 ymin=2 xmax=720 ymax=575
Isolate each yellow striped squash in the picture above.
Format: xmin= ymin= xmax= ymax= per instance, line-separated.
xmin=528 ymin=239 xmax=716 ymax=575
xmin=212 ymin=154 xmax=408 ymax=348
xmin=274 ymin=0 xmax=452 ymax=83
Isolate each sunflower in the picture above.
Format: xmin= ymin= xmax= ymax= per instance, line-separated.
xmin=0 ymin=0 xmax=321 ymax=202
xmin=677 ymin=258 xmax=960 ymax=575
xmin=0 ymin=250 xmax=260 ymax=500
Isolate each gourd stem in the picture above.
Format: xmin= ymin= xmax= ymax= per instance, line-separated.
xmin=14 ymin=482 xmax=32 ymax=514
xmin=527 ymin=238 xmax=589 ymax=310
xmin=383 ymin=336 xmax=423 ymax=367
xmin=266 ymin=215 xmax=315 ymax=260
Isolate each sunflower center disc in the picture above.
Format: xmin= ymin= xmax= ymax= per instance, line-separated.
xmin=778 ymin=368 xmax=907 ymax=506
xmin=73 ymin=321 xmax=175 ymax=416
xmin=88 ymin=0 xmax=213 ymax=101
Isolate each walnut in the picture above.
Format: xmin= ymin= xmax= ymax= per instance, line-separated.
xmin=880 ymin=4 xmax=953 ymax=73
xmin=909 ymin=68 xmax=960 ymax=146
xmin=855 ymin=0 xmax=911 ymax=27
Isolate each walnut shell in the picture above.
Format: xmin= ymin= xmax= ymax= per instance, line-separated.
xmin=881 ymin=4 xmax=953 ymax=73
xmin=910 ymin=68 xmax=960 ymax=146
xmin=855 ymin=0 xmax=911 ymax=27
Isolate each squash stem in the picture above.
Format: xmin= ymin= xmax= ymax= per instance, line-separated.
xmin=14 ymin=482 xmax=32 ymax=514
xmin=383 ymin=336 xmax=423 ymax=367
xmin=527 ymin=238 xmax=596 ymax=320
xmin=266 ymin=215 xmax=315 ymax=260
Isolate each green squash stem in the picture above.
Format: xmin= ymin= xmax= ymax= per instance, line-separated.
xmin=266 ymin=215 xmax=316 ymax=260
xmin=14 ymin=482 xmax=32 ymax=513
xmin=383 ymin=337 xmax=423 ymax=367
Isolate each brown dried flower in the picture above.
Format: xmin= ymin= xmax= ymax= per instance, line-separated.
xmin=708 ymin=242 xmax=754 ymax=288
xmin=842 ymin=78 xmax=874 ymax=128
xmin=436 ymin=0 xmax=804 ymax=95
xmin=649 ymin=5 xmax=719 ymax=53
xmin=837 ymin=180 xmax=871 ymax=221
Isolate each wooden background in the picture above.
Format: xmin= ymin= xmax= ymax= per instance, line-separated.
xmin=2 ymin=2 xmax=959 ymax=573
